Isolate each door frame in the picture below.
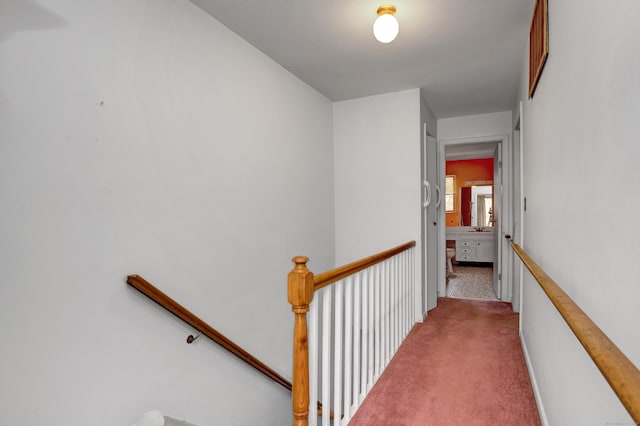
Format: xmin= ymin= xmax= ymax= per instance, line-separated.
xmin=492 ymin=144 xmax=502 ymax=298
xmin=437 ymin=134 xmax=511 ymax=300
xmin=512 ymin=102 xmax=525 ymax=317
xmin=421 ymin=123 xmax=439 ymax=317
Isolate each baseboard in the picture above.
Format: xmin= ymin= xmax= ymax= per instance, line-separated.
xmin=520 ymin=333 xmax=549 ymax=426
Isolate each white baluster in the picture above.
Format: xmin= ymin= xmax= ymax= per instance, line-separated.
xmin=309 ymin=298 xmax=319 ymax=426
xmin=390 ymin=258 xmax=400 ymax=354
xmin=400 ymin=255 xmax=404 ymax=344
xmin=385 ymin=259 xmax=393 ymax=361
xmin=360 ymin=269 xmax=368 ymax=402
xmin=374 ymin=263 xmax=381 ymax=380
xmin=395 ymin=255 xmax=401 ymax=351
xmin=321 ymin=288 xmax=332 ymax=426
xmin=402 ymin=251 xmax=408 ymax=337
xmin=410 ymin=248 xmax=415 ymax=329
xmin=388 ymin=258 xmax=394 ymax=356
xmin=409 ymin=249 xmax=416 ymax=324
xmin=388 ymin=258 xmax=393 ymax=359
xmin=408 ymin=250 xmax=412 ymax=333
xmin=398 ymin=253 xmax=403 ymax=339
xmin=367 ymin=268 xmax=374 ymax=390
xmin=343 ymin=277 xmax=353 ymax=423
xmin=409 ymin=249 xmax=414 ymax=330
xmin=381 ymin=260 xmax=388 ymax=369
xmin=387 ymin=258 xmax=393 ymax=362
xmin=353 ymin=272 xmax=361 ymax=410
xmin=333 ymin=280 xmax=343 ymax=424
xmin=408 ymin=251 xmax=412 ymax=333
xmin=411 ymin=247 xmax=416 ymax=324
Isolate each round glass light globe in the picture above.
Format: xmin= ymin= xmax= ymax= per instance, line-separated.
xmin=373 ymin=14 xmax=399 ymax=43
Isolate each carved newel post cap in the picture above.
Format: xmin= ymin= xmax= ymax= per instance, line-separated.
xmin=292 ymin=256 xmax=309 ymax=267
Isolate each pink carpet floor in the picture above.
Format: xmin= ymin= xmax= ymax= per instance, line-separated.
xmin=348 ymin=298 xmax=541 ymax=426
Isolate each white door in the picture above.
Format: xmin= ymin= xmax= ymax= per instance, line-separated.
xmin=422 ymin=124 xmax=438 ymax=313
xmin=437 ymin=144 xmax=447 ymax=297
xmin=493 ymin=145 xmax=502 ymax=299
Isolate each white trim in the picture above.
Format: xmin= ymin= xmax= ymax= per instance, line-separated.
xmin=520 ymin=333 xmax=549 ymax=426
xmin=511 ymin=101 xmax=525 ymax=314
xmin=518 ymin=101 xmax=525 ymax=320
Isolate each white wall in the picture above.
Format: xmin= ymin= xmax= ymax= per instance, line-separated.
xmin=333 ymin=89 xmax=422 ymax=316
xmin=0 ymin=1 xmax=334 ymax=425
xmin=516 ymin=0 xmax=640 ymax=424
xmin=438 ymin=111 xmax=512 ymax=140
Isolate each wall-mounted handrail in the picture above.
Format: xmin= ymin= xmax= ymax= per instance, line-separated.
xmin=510 ymin=243 xmax=640 ymax=423
xmin=127 ymin=275 xmax=292 ymax=392
xmin=314 ymin=241 xmax=416 ymax=291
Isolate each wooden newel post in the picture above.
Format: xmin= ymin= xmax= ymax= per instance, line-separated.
xmin=288 ymin=256 xmax=315 ymax=426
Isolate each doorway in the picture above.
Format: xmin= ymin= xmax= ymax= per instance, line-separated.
xmin=437 ymin=135 xmax=511 ymax=304
xmin=443 ymin=150 xmax=497 ymax=300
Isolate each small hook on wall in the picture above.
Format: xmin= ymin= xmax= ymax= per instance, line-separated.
xmin=186 ymin=331 xmax=202 ymax=344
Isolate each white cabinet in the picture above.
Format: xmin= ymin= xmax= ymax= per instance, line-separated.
xmin=475 ymin=239 xmax=494 ymax=262
xmin=456 ymin=240 xmax=476 ymax=261
xmin=456 ymin=236 xmax=494 ymax=263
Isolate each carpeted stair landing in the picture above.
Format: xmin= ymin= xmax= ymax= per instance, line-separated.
xmin=348 ymin=298 xmax=541 ymax=426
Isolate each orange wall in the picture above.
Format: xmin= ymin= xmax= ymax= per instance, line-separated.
xmin=445 ymin=158 xmax=494 ymax=226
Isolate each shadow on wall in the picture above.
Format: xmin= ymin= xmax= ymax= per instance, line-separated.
xmin=0 ymin=0 xmax=66 ymax=42
xmin=133 ymin=410 xmax=198 ymax=426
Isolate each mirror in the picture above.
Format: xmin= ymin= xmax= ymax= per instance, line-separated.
xmin=460 ymin=185 xmax=493 ymax=227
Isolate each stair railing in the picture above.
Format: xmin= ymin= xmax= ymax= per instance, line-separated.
xmin=509 ymin=241 xmax=640 ymax=423
xmin=288 ymin=241 xmax=417 ymax=426
xmin=127 ymin=275 xmax=292 ymax=391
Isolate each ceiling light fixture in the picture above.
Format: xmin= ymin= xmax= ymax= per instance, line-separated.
xmin=373 ymin=5 xmax=399 ymax=43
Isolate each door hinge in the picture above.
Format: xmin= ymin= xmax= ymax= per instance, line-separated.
xmin=498 ymin=161 xmax=502 ymax=169
xmin=498 ymin=273 xmax=502 ymax=281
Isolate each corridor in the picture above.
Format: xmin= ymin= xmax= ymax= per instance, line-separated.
xmin=348 ymin=298 xmax=540 ymax=425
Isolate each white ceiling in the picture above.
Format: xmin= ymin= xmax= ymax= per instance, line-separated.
xmin=191 ymin=0 xmax=533 ymax=118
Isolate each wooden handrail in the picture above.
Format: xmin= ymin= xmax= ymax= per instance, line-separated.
xmin=511 ymin=243 xmax=640 ymax=423
xmin=314 ymin=241 xmax=416 ymax=291
xmin=127 ymin=275 xmax=292 ymax=392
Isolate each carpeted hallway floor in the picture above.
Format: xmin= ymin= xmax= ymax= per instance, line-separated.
xmin=348 ymin=298 xmax=541 ymax=426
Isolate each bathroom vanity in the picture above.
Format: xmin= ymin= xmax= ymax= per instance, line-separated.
xmin=446 ymin=227 xmax=495 ymax=263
